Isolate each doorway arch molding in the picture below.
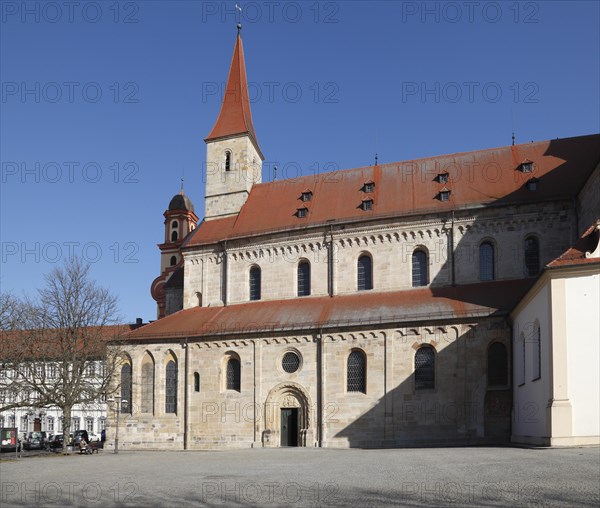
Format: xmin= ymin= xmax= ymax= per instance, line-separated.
xmin=263 ymin=382 xmax=313 ymax=447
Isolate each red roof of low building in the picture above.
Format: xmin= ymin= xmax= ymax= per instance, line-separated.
xmin=185 ymin=134 xmax=600 ymax=246
xmin=547 ymin=220 xmax=600 ymax=269
xmin=124 ymin=279 xmax=535 ymax=341
xmin=1 ymin=324 xmax=142 ymax=361
xmin=205 ymin=32 xmax=261 ymax=155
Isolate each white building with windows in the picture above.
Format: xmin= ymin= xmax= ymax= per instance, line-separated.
xmin=109 ymin=29 xmax=600 ymax=450
xmin=0 ymin=361 xmax=107 ymax=441
xmin=0 ymin=323 xmax=142 ymax=441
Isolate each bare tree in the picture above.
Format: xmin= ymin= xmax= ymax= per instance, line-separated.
xmin=0 ymin=293 xmax=25 ymax=331
xmin=0 ymin=258 xmax=124 ymax=453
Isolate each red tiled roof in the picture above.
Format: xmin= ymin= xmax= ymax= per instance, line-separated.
xmin=186 ymin=134 xmax=600 ymax=246
xmin=547 ymin=220 xmax=600 ymax=268
xmin=124 ymin=279 xmax=535 ymax=341
xmin=205 ymin=32 xmax=261 ymax=155
xmin=0 ymin=324 xmax=141 ymax=361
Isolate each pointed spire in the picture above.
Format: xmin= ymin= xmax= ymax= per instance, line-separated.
xmin=179 ymin=177 xmax=185 ymax=194
xmin=205 ymin=30 xmax=261 ymax=155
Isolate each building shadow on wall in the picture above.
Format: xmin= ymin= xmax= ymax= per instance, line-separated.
xmin=334 ymin=136 xmax=596 ymax=448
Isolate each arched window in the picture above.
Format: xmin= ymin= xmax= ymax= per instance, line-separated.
xmin=479 ymin=242 xmax=495 ymax=281
xmin=532 ymin=322 xmax=541 ymax=380
xmin=165 ymin=360 xmax=177 ymax=413
xmin=249 ymin=266 xmax=261 ymax=301
xmin=170 ymin=256 xmax=177 ymax=266
xmin=297 ymin=260 xmax=311 ymax=296
xmin=141 ymin=360 xmax=154 ymax=414
xmin=226 ymin=358 xmax=241 ymax=391
xmin=171 ymin=221 xmax=178 ymax=229
xmin=357 ymin=254 xmax=373 ymax=291
xmin=194 ymin=372 xmax=200 ymax=392
xmin=415 ymin=346 xmax=435 ymax=390
xmin=524 ymin=236 xmax=540 ymax=276
xmin=171 ymin=230 xmax=178 ymax=242
xmin=487 ymin=342 xmax=508 ymax=386
xmin=225 ymin=151 xmax=232 ymax=171
xmin=412 ymin=250 xmax=428 ymax=287
xmin=120 ymin=363 xmax=132 ymax=414
xmin=347 ymin=350 xmax=366 ymax=393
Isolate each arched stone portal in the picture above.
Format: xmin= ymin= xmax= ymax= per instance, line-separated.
xmin=262 ymin=382 xmax=314 ymax=447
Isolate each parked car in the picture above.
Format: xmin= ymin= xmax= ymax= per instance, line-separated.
xmin=73 ymin=430 xmax=89 ymax=445
xmin=48 ymin=434 xmax=73 ymax=449
xmin=88 ymin=433 xmax=101 ymax=442
xmin=23 ymin=431 xmax=49 ymax=450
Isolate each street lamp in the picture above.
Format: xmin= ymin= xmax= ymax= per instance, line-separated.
xmin=108 ymin=396 xmax=128 ymax=454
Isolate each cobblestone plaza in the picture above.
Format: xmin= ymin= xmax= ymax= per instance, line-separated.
xmin=1 ymin=447 xmax=599 ymax=507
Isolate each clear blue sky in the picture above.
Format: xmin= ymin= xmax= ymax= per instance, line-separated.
xmin=1 ymin=1 xmax=599 ymax=322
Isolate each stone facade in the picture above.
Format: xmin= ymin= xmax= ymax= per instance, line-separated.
xmin=183 ymin=202 xmax=576 ymax=308
xmin=205 ymin=135 xmax=262 ymax=220
xmin=108 ymin=317 xmax=512 ymax=450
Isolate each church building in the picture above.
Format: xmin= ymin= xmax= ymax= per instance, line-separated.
xmin=109 ymin=28 xmax=600 ymax=450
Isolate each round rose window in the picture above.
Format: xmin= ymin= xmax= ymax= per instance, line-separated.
xmin=282 ymin=352 xmax=301 ymax=373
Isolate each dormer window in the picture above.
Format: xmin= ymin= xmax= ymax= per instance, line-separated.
xmin=519 ymin=161 xmax=533 ymax=173
xmin=296 ymin=207 xmax=308 ymax=218
xmin=300 ymin=191 xmax=313 ymax=202
xmin=437 ymin=172 xmax=449 ymax=184
xmin=526 ymin=178 xmax=539 ymax=192
xmin=225 ymin=151 xmax=232 ymax=171
xmin=361 ymin=199 xmax=373 ymax=211
xmin=438 ymin=188 xmax=451 ymax=202
xmin=363 ymin=181 xmax=375 ymax=193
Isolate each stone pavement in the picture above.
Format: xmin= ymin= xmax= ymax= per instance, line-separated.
xmin=1 ymin=446 xmax=599 ymax=507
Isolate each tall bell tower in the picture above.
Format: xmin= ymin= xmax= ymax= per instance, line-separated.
xmin=204 ymin=25 xmax=263 ymax=220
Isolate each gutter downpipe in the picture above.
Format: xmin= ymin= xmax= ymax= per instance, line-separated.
xmin=451 ymin=210 xmax=456 ymax=287
xmin=327 ymin=225 xmax=334 ymax=297
xmin=222 ymin=240 xmax=228 ymax=306
xmin=253 ymin=339 xmax=257 ymax=445
xmin=317 ymin=328 xmax=323 ymax=447
xmin=183 ymin=337 xmax=189 ymax=450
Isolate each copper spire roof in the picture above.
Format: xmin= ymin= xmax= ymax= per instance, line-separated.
xmin=205 ymin=32 xmax=260 ymax=153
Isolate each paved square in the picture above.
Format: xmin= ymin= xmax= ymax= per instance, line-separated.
xmin=1 ymin=447 xmax=599 ymax=506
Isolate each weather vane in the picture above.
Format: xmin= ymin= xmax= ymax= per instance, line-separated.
xmin=235 ymin=3 xmax=242 ymax=32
